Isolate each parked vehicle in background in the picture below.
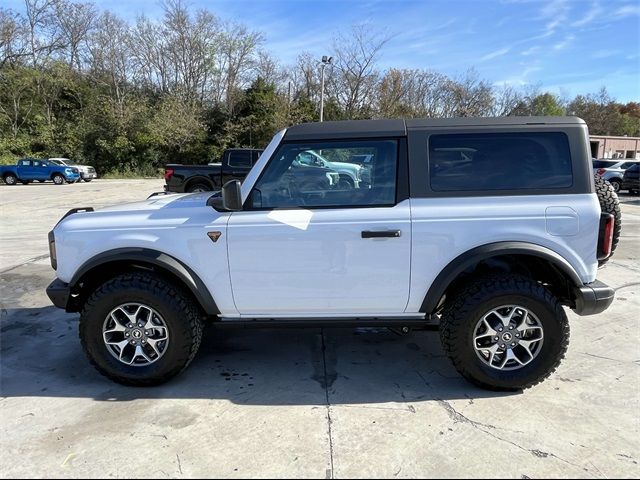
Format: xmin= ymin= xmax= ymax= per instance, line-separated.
xmin=47 ymin=116 xmax=618 ymax=391
xmin=295 ymin=149 xmax=365 ymax=188
xmin=592 ymin=159 xmax=639 ymax=193
xmin=621 ymin=164 xmax=640 ymax=194
xmin=165 ymin=148 xmax=263 ymax=193
xmin=49 ymin=158 xmax=98 ymax=182
xmin=0 ymin=158 xmax=80 ymax=185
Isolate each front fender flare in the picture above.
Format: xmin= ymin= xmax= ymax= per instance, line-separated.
xmin=70 ymin=248 xmax=219 ymax=315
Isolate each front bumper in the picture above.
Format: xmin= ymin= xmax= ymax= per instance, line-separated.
xmin=572 ymin=280 xmax=615 ymax=316
xmin=46 ymin=278 xmax=70 ymax=310
xmin=81 ymin=172 xmax=97 ymax=179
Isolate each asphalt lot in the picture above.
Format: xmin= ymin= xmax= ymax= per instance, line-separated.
xmin=1 ymin=180 xmax=639 ymax=478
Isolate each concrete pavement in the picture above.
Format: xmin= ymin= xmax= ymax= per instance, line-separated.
xmin=1 ymin=180 xmax=638 ymax=478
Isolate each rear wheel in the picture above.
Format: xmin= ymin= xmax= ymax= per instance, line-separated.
xmin=594 ymin=174 xmax=621 ymax=265
xmin=186 ymin=182 xmax=212 ymax=193
xmin=80 ymin=272 xmax=203 ymax=386
xmin=440 ymin=275 xmax=569 ymax=391
xmin=84 ymin=178 xmax=92 ymax=182
xmin=3 ymin=174 xmax=17 ymax=185
xmin=608 ymin=178 xmax=621 ymax=193
xmin=52 ymin=174 xmax=65 ymax=185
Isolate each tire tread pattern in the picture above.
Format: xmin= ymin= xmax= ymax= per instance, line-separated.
xmin=594 ymin=174 xmax=622 ymax=265
xmin=440 ymin=275 xmax=569 ymax=391
xmin=80 ymin=272 xmax=203 ymax=386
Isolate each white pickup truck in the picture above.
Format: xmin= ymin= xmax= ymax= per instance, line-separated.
xmin=46 ymin=117 xmax=618 ymax=390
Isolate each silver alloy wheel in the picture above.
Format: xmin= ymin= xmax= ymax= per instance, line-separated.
xmin=102 ymin=303 xmax=169 ymax=367
xmin=473 ymin=305 xmax=544 ymax=371
xmin=53 ymin=175 xmax=64 ymax=185
xmin=5 ymin=175 xmax=16 ymax=185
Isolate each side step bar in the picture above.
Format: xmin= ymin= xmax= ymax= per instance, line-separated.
xmin=214 ymin=316 xmax=439 ymax=329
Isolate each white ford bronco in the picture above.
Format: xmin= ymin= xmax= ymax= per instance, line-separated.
xmin=46 ymin=117 xmax=618 ymax=390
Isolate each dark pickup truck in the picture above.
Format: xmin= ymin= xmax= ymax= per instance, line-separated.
xmin=165 ymin=149 xmax=263 ymax=193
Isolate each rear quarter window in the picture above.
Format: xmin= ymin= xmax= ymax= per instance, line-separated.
xmin=429 ymin=132 xmax=573 ymax=192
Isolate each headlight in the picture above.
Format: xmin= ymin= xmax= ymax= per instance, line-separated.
xmin=48 ymin=231 xmax=57 ymax=270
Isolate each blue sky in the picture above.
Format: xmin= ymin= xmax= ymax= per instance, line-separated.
xmin=8 ymin=0 xmax=640 ymax=101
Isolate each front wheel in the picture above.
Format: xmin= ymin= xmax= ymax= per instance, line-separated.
xmin=3 ymin=174 xmax=17 ymax=185
xmin=440 ymin=275 xmax=569 ymax=391
xmin=52 ymin=174 xmax=65 ymax=185
xmin=80 ymin=272 xmax=203 ymax=386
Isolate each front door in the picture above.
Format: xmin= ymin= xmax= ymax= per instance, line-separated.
xmin=227 ymin=138 xmax=411 ymax=317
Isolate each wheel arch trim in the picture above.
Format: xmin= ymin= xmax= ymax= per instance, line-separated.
xmin=420 ymin=241 xmax=583 ymax=314
xmin=70 ymin=247 xmax=219 ymax=315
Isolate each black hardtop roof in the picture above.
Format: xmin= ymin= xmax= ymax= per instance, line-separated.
xmin=283 ymin=116 xmax=586 ymax=140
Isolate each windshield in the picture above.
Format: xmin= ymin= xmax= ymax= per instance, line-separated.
xmin=49 ymin=159 xmax=65 ymax=166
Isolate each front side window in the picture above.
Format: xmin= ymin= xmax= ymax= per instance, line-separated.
xmin=429 ymin=132 xmax=573 ymax=192
xmin=248 ymin=139 xmax=398 ymax=209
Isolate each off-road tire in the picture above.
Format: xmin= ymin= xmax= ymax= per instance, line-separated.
xmin=594 ymin=174 xmax=621 ymax=265
xmin=52 ymin=173 xmax=65 ymax=185
xmin=80 ymin=272 xmax=203 ymax=386
xmin=440 ymin=275 xmax=569 ymax=391
xmin=3 ymin=173 xmax=17 ymax=185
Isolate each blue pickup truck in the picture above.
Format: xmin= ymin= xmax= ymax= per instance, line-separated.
xmin=0 ymin=158 xmax=81 ymax=185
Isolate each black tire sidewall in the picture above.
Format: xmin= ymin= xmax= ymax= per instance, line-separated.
xmin=81 ymin=280 xmax=197 ymax=384
xmin=443 ymin=281 xmax=568 ymax=390
xmin=187 ymin=183 xmax=211 ymax=193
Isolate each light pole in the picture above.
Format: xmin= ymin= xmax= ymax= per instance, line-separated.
xmin=319 ymin=55 xmax=332 ymax=122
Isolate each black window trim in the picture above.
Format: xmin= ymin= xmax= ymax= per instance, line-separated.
xmin=242 ymin=136 xmax=408 ymax=212
xmin=407 ymin=125 xmax=592 ymax=198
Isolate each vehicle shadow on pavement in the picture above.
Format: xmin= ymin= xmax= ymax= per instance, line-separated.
xmin=0 ymin=306 xmax=517 ymax=404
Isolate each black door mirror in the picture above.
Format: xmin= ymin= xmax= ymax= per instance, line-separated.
xmin=222 ymin=179 xmax=242 ymax=211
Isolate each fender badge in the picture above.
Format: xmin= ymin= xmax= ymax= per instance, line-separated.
xmin=207 ymin=231 xmax=222 ymax=243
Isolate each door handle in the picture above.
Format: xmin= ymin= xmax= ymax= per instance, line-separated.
xmin=361 ymin=230 xmax=401 ymax=239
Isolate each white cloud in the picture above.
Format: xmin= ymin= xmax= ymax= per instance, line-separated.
xmin=538 ymin=0 xmax=571 ymax=34
xmin=614 ymin=4 xmax=640 ymax=18
xmin=480 ymin=47 xmax=511 ymax=62
xmin=571 ymin=1 xmax=602 ymax=27
xmin=592 ymin=49 xmax=621 ymax=59
xmin=522 ymin=46 xmax=541 ymax=56
xmin=553 ymin=34 xmax=575 ymax=51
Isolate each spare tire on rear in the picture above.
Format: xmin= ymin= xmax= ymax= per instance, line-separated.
xmin=594 ymin=174 xmax=621 ymax=266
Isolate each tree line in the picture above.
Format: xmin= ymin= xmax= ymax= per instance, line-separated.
xmin=1 ymin=0 xmax=639 ymax=174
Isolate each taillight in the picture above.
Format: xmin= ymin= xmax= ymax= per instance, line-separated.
xmin=596 ymin=168 xmax=606 ymax=175
xmin=597 ymin=213 xmax=615 ymax=260
xmin=164 ymin=168 xmax=174 ymax=181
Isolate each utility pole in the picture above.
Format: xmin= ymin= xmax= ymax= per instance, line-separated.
xmin=319 ymin=56 xmax=332 ymax=122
